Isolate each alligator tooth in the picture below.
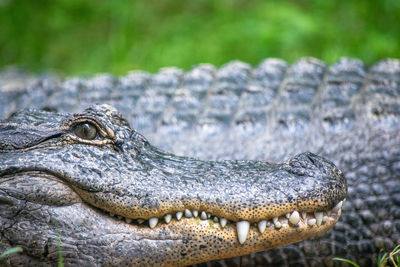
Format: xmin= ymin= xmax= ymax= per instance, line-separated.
xmin=149 ymin=217 xmax=158 ymax=228
xmin=207 ymin=213 xmax=211 ymax=219
xmin=109 ymin=212 xmax=115 ymax=217
xmin=333 ymin=200 xmax=343 ymax=213
xmin=200 ymin=211 xmax=207 ymax=220
xmin=315 ymin=212 xmax=323 ymax=226
xmin=176 ymin=211 xmax=183 ymax=220
xmin=164 ymin=214 xmax=172 ymax=224
xmin=137 ymin=219 xmax=144 ymax=224
xmin=258 ymin=220 xmax=267 ymax=233
xmin=213 ymin=217 xmax=219 ymax=223
xmin=184 ymin=209 xmax=192 ymax=218
xmin=301 ymin=212 xmax=307 ymax=220
xmin=220 ymin=218 xmax=227 ymax=228
xmin=286 ymin=213 xmax=290 ymax=219
xmin=289 ymin=211 xmax=300 ymax=225
xmin=273 ymin=217 xmax=281 ymax=229
xmin=192 ymin=210 xmax=198 ymax=217
xmin=125 ymin=218 xmax=132 ymax=224
xmin=322 ymin=215 xmax=328 ymax=223
xmin=308 ymin=218 xmax=316 ymax=226
xmin=236 ymin=221 xmax=250 ymax=244
xmin=327 ymin=211 xmax=332 ymax=217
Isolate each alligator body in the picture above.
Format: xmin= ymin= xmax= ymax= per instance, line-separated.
xmin=0 ymin=58 xmax=399 ymax=266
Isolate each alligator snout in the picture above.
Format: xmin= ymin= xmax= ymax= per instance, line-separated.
xmin=289 ymin=152 xmax=345 ymax=182
xmin=289 ymin=151 xmax=335 ymax=170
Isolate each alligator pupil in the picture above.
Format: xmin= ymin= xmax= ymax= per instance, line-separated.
xmin=75 ymin=123 xmax=97 ymax=140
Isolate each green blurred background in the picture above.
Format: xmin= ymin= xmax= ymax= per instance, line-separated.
xmin=0 ymin=0 xmax=399 ymax=75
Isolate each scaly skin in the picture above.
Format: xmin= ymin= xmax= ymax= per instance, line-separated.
xmin=0 ymin=104 xmax=346 ymax=266
xmin=0 ymin=57 xmax=399 ymax=266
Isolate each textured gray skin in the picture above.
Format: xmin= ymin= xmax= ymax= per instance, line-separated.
xmin=0 ymin=57 xmax=399 ymax=266
xmin=0 ymin=104 xmax=345 ymax=266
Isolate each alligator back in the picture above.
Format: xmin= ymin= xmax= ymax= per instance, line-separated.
xmin=1 ymin=58 xmax=399 ymax=266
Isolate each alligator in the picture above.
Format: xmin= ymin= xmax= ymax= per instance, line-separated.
xmin=0 ymin=103 xmax=346 ymax=266
xmin=0 ymin=57 xmax=399 ymax=266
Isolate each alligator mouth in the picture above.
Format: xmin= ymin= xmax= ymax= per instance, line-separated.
xmin=103 ymin=202 xmax=344 ymax=245
xmin=98 ymin=202 xmax=345 ymax=264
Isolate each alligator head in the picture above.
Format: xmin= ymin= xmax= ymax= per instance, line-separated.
xmin=0 ymin=104 xmax=347 ymax=266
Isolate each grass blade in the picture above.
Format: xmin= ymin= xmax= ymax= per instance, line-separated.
xmin=332 ymin=257 xmax=360 ymax=267
xmin=389 ymin=244 xmax=400 ymax=267
xmin=0 ymin=247 xmax=23 ymax=259
xmin=55 ymin=223 xmax=64 ymax=267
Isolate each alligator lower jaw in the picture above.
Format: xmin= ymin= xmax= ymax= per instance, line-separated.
xmin=172 ymin=215 xmax=341 ymax=265
xmin=105 ymin=206 xmax=343 ymax=266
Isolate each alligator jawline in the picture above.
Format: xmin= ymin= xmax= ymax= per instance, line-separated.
xmin=102 ymin=202 xmax=344 ymax=227
xmin=93 ymin=194 xmax=345 ymax=246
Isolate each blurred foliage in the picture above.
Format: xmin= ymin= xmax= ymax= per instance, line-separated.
xmin=0 ymin=0 xmax=399 ymax=75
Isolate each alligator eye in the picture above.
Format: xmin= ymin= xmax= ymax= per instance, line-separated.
xmin=74 ymin=123 xmax=97 ymax=140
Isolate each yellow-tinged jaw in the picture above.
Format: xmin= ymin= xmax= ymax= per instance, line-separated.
xmin=105 ymin=200 xmax=344 ymax=266
xmin=168 ymin=209 xmax=342 ymax=266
